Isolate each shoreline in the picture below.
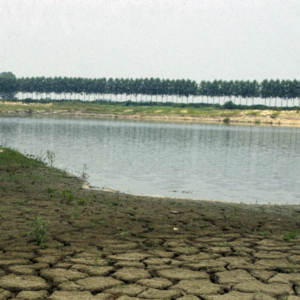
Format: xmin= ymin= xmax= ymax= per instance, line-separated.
xmin=82 ymin=181 xmax=300 ymax=218
xmin=1 ymin=108 xmax=300 ymax=127
xmin=1 ymin=146 xmax=300 ymax=299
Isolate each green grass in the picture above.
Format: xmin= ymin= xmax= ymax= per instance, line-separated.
xmin=0 ymin=147 xmax=46 ymax=167
xmin=61 ymin=189 xmax=74 ymax=204
xmin=285 ymin=230 xmax=297 ymax=242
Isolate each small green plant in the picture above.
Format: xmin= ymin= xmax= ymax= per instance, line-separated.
xmin=46 ymin=150 xmax=55 ymax=167
xmin=253 ymin=293 xmax=265 ymax=299
xmin=29 ymin=215 xmax=50 ymax=247
xmin=254 ymin=119 xmax=261 ymax=125
xmin=72 ymin=208 xmax=81 ymax=219
xmin=103 ymin=259 xmax=115 ymax=265
xmin=285 ymin=230 xmax=297 ymax=242
xmin=61 ymin=189 xmax=74 ymax=204
xmin=259 ymin=231 xmax=269 ymax=238
xmin=223 ymin=117 xmax=230 ymax=124
xmin=185 ymin=246 xmax=195 ymax=252
xmin=47 ymin=187 xmax=57 ymax=194
xmin=77 ymin=198 xmax=86 ymax=205
xmin=127 ymin=209 xmax=135 ymax=216
xmin=148 ymin=224 xmax=154 ymax=232
xmin=220 ymin=242 xmax=227 ymax=247
xmin=108 ymin=199 xmax=119 ymax=206
xmin=17 ymin=200 xmax=24 ymax=205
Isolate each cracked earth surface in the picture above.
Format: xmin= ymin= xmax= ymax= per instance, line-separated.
xmin=0 ymin=148 xmax=300 ymax=299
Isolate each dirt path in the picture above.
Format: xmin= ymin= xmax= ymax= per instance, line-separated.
xmin=0 ymin=147 xmax=300 ymax=300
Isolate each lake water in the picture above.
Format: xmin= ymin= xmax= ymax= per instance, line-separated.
xmin=0 ymin=115 xmax=299 ymax=205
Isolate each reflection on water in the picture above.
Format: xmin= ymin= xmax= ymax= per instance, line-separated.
xmin=0 ymin=115 xmax=300 ymax=204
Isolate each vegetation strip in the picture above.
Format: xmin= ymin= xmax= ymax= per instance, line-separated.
xmin=0 ymin=146 xmax=300 ymax=299
xmin=1 ymin=72 xmax=300 ymax=106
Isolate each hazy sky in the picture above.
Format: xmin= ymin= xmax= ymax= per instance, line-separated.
xmin=0 ymin=0 xmax=299 ymax=82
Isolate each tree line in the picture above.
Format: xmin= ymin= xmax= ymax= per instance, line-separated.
xmin=0 ymin=72 xmax=299 ymax=105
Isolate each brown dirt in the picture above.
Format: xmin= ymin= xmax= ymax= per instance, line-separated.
xmin=1 ymin=151 xmax=300 ymax=299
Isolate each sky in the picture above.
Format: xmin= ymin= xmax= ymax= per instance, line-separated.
xmin=0 ymin=0 xmax=299 ymax=82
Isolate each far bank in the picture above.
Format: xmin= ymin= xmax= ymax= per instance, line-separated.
xmin=1 ymin=99 xmax=300 ymax=126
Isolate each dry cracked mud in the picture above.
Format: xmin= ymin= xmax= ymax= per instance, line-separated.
xmin=0 ymin=147 xmax=300 ymax=299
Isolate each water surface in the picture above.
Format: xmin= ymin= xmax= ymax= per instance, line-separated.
xmin=0 ymin=115 xmax=299 ymax=204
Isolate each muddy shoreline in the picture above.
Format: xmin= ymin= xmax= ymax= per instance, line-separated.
xmin=1 ymin=108 xmax=300 ymax=127
xmin=0 ymin=147 xmax=300 ymax=299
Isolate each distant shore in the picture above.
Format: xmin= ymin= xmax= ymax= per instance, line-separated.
xmin=1 ymin=108 xmax=300 ymax=127
xmin=1 ymin=100 xmax=300 ymax=126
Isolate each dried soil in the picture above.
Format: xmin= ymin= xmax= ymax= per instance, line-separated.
xmin=0 ymin=150 xmax=300 ymax=299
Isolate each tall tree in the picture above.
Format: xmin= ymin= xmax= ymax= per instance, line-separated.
xmin=0 ymin=72 xmax=17 ymax=99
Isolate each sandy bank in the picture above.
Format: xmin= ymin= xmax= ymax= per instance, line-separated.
xmin=1 ymin=108 xmax=300 ymax=127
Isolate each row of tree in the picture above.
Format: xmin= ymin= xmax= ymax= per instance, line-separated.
xmin=0 ymin=72 xmax=300 ymax=103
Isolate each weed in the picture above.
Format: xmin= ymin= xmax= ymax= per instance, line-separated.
xmin=285 ymin=230 xmax=297 ymax=242
xmin=127 ymin=209 xmax=135 ymax=216
xmin=61 ymin=189 xmax=74 ymax=204
xmin=17 ymin=200 xmax=24 ymax=205
xmin=220 ymin=242 xmax=227 ymax=247
xmin=46 ymin=150 xmax=55 ymax=167
xmin=77 ymin=198 xmax=86 ymax=205
xmin=148 ymin=224 xmax=154 ymax=232
xmin=96 ymin=214 xmax=108 ymax=227
xmin=103 ymin=259 xmax=115 ymax=265
xmin=47 ymin=187 xmax=57 ymax=194
xmin=29 ymin=215 xmax=50 ymax=247
xmin=76 ymin=163 xmax=89 ymax=179
xmin=259 ymin=231 xmax=269 ymax=238
xmin=254 ymin=119 xmax=261 ymax=125
xmin=108 ymin=199 xmax=119 ymax=206
xmin=253 ymin=293 xmax=265 ymax=299
xmin=72 ymin=208 xmax=81 ymax=219
xmin=185 ymin=246 xmax=195 ymax=252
